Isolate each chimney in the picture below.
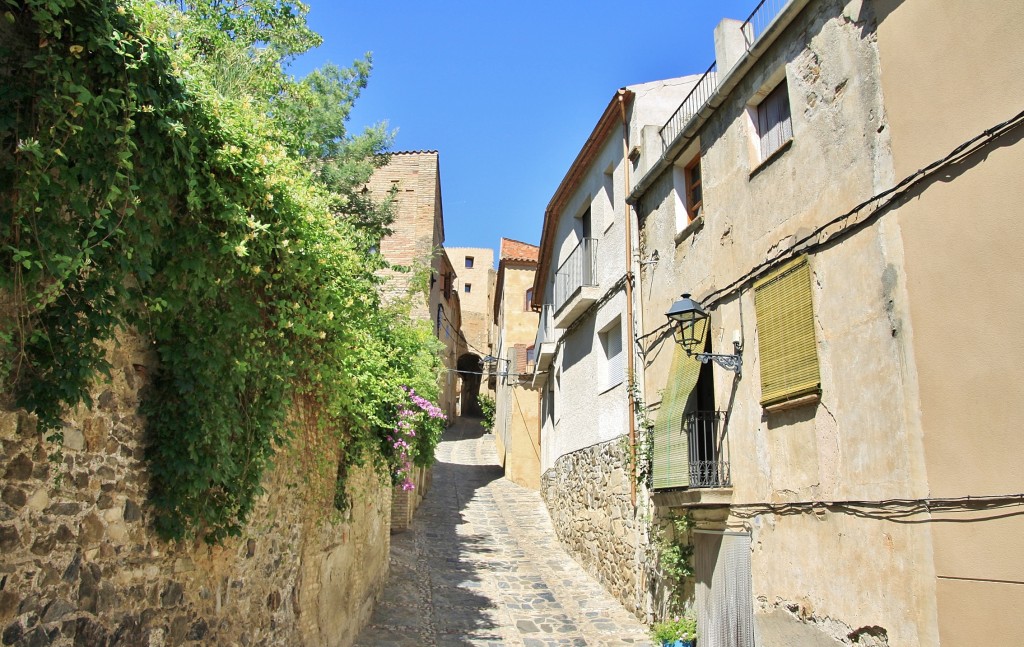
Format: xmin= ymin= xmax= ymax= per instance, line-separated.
xmin=714 ymin=18 xmax=753 ymax=75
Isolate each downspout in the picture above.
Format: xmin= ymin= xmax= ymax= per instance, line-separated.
xmin=618 ymin=92 xmax=637 ymax=508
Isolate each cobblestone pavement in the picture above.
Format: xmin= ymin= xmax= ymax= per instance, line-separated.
xmin=354 ymin=417 xmax=653 ymax=647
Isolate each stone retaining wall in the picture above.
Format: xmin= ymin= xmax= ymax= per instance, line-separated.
xmin=0 ymin=334 xmax=391 ymax=647
xmin=540 ymin=436 xmax=656 ymax=619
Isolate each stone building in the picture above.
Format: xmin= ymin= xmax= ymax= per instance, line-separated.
xmin=367 ymin=151 xmax=466 ymax=529
xmin=446 ymin=246 xmax=496 ymax=414
xmin=531 ymin=75 xmax=704 ymax=617
xmin=491 ymin=238 xmax=541 ymax=489
xmin=625 ymin=0 xmax=1024 ymax=645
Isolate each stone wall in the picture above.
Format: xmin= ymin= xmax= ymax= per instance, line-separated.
xmin=540 ymin=436 xmax=655 ymax=619
xmin=0 ymin=334 xmax=391 ymax=647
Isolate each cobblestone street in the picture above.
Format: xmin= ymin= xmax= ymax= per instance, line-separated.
xmin=354 ymin=418 xmax=653 ymax=647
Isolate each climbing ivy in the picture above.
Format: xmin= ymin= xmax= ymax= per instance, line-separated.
xmin=0 ymin=0 xmax=444 ymax=543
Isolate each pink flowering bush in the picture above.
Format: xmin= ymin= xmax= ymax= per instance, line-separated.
xmin=387 ymin=387 xmax=446 ymax=490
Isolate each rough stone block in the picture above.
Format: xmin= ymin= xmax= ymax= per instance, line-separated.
xmin=0 ymin=413 xmax=17 ymax=441
xmin=4 ymin=454 xmax=32 ymax=480
xmin=1 ymin=487 xmax=26 ymax=509
xmin=26 ymin=489 xmax=48 ymax=513
xmin=78 ymin=513 xmax=104 ymax=546
xmin=62 ymin=428 xmax=85 ymax=452
xmin=82 ymin=417 xmax=109 ymax=452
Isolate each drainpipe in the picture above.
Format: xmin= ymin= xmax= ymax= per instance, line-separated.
xmin=618 ymin=92 xmax=638 ymax=508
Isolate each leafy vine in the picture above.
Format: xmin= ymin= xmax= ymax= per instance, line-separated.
xmin=1 ymin=0 xmax=445 ymax=543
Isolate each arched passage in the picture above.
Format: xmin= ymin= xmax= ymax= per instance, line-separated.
xmin=457 ymin=353 xmax=483 ymax=417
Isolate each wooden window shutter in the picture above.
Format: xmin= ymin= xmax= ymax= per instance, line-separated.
xmin=758 ymin=80 xmax=792 ymax=160
xmin=652 ymin=342 xmax=703 ymax=489
xmin=754 ymin=255 xmax=820 ymax=406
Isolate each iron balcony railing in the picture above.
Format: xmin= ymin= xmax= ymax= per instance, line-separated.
xmin=742 ymin=0 xmax=785 ymax=46
xmin=658 ymin=0 xmax=786 ymax=150
xmin=659 ymin=61 xmax=719 ymax=148
xmin=686 ymin=410 xmax=731 ymax=488
xmin=553 ymin=238 xmax=598 ymax=313
xmin=535 ymin=303 xmax=554 ymax=349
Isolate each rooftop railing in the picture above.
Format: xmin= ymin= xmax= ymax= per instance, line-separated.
xmin=742 ymin=0 xmax=786 ymax=46
xmin=659 ymin=61 xmax=719 ymax=149
xmin=553 ymin=238 xmax=598 ymax=313
xmin=658 ymin=0 xmax=787 ymax=150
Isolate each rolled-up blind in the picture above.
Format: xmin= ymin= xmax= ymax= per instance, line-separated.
xmin=652 ymin=342 xmax=702 ymax=489
xmin=754 ymin=255 xmax=820 ymax=406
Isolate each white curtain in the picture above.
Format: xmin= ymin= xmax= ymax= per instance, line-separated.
xmin=695 ymin=531 xmax=755 ymax=647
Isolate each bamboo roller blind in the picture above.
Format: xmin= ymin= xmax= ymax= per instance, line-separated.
xmin=754 ymin=255 xmax=820 ymax=406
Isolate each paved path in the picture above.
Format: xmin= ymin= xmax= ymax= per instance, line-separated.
xmin=354 ymin=418 xmax=653 ymax=647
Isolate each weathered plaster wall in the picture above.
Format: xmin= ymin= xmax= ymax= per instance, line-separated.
xmin=494 ymin=261 xmax=541 ymax=489
xmin=635 ymin=1 xmax=938 ymax=644
xmin=874 ymin=1 xmax=1024 ymax=643
xmin=502 ymin=384 xmax=541 ymax=491
xmin=0 ymin=335 xmax=391 ymax=647
xmin=545 ymin=290 xmax=628 ymax=475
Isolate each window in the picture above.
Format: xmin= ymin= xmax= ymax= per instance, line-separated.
xmin=525 ymin=288 xmax=533 ymax=311
xmin=756 ymin=79 xmax=792 ymax=161
xmin=754 ymin=255 xmax=820 ymax=407
xmin=464 ymin=283 xmax=472 ymax=294
xmin=465 ymin=256 xmax=474 ymax=268
xmin=526 ymin=345 xmax=536 ymax=370
xmin=684 ymin=155 xmax=702 ymax=222
xmin=442 ymin=271 xmax=453 ymax=301
xmin=599 ymin=319 xmax=624 ymax=391
xmin=436 ymin=304 xmax=443 ymax=335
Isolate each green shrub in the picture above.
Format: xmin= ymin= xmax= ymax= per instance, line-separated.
xmin=478 ymin=394 xmax=496 ymax=432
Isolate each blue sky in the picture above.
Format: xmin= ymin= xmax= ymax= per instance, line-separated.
xmin=291 ymin=1 xmax=759 ymax=264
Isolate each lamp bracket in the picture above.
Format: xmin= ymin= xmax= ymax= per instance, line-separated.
xmin=687 ymin=342 xmax=743 ymax=376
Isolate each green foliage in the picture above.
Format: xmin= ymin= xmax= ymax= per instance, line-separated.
xmin=658 ymin=514 xmax=694 ymax=582
xmin=627 ymin=378 xmax=654 ymax=488
xmin=650 ymin=603 xmax=698 ymax=644
xmin=0 ymin=0 xmax=443 ymax=543
xmin=478 ymin=393 xmax=496 ymax=433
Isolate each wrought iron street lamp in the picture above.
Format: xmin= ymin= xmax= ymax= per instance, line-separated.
xmin=665 ymin=294 xmax=742 ymax=375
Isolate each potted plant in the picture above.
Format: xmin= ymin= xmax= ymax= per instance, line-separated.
xmin=650 ymin=611 xmax=698 ymax=647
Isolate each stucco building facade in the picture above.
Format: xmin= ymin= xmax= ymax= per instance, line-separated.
xmin=446 ymin=246 xmax=496 ymax=414
xmin=531 ymin=76 xmax=704 ymax=616
xmin=491 ymin=239 xmax=541 ymax=490
xmin=625 ymin=0 xmax=1024 ymax=644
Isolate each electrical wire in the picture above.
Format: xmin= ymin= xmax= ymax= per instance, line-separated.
xmin=631 ymin=107 xmax=1024 ymax=351
xmin=698 ymin=107 xmax=1024 ymax=311
xmin=723 ymin=493 xmax=1024 ymax=525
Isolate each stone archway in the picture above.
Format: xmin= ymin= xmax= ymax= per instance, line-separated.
xmin=457 ymin=353 xmax=483 ymax=417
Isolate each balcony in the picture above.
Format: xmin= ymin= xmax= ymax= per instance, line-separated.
xmin=652 ymin=410 xmax=732 ymax=508
xmin=533 ymin=303 xmax=556 ymax=379
xmin=553 ymin=237 xmax=599 ymax=328
xmin=687 ymin=410 xmax=731 ymax=488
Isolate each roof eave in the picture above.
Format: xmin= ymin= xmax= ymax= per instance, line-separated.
xmin=533 ymin=88 xmax=635 ymax=307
